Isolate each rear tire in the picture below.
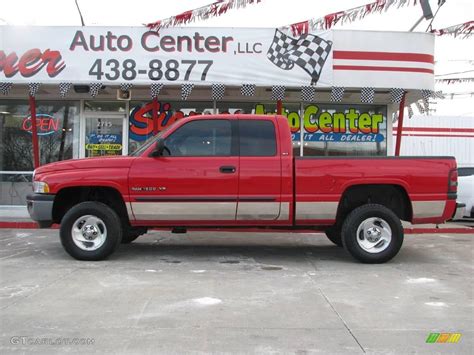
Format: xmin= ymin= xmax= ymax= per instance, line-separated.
xmin=341 ymin=204 xmax=403 ymax=264
xmin=325 ymin=226 xmax=343 ymax=247
xmin=60 ymin=202 xmax=122 ymax=261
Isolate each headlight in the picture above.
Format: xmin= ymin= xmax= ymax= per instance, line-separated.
xmin=33 ymin=181 xmax=50 ymax=193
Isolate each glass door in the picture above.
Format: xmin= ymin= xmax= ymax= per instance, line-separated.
xmin=84 ymin=112 xmax=127 ymax=157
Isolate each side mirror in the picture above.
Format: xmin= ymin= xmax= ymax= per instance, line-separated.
xmin=151 ymin=138 xmax=165 ymax=157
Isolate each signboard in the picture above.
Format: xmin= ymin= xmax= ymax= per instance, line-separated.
xmin=1 ymin=26 xmax=434 ymax=89
xmin=22 ymin=114 xmax=59 ymax=136
xmin=255 ymin=104 xmax=385 ymax=143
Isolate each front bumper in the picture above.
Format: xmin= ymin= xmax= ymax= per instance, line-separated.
xmin=26 ymin=193 xmax=55 ymax=228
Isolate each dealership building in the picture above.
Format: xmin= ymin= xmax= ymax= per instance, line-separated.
xmin=0 ymin=26 xmax=435 ymax=206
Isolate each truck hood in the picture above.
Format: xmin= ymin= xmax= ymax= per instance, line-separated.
xmin=35 ymin=156 xmax=137 ymax=175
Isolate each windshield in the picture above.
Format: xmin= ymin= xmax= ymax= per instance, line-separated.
xmin=130 ymin=124 xmax=173 ymax=157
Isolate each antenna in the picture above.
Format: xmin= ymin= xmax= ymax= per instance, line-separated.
xmin=409 ymin=0 xmax=434 ymax=32
xmin=75 ymin=0 xmax=86 ymax=27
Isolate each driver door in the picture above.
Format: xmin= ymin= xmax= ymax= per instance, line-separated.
xmin=129 ymin=119 xmax=239 ymax=223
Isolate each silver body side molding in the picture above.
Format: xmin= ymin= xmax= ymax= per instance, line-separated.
xmin=295 ymin=201 xmax=338 ymax=220
xmin=412 ymin=201 xmax=446 ymax=218
xmin=131 ymin=202 xmax=237 ymax=220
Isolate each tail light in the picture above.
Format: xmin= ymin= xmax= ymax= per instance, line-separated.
xmin=448 ymin=169 xmax=458 ymax=193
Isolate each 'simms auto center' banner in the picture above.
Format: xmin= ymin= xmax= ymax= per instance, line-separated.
xmin=1 ymin=27 xmax=434 ymax=89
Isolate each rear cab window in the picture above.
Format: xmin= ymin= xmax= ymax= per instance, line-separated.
xmin=239 ymin=120 xmax=277 ymax=156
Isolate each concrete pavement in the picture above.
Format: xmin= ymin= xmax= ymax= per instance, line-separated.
xmin=0 ymin=229 xmax=473 ymax=354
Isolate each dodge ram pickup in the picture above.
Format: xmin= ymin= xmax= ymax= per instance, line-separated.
xmin=27 ymin=114 xmax=458 ymax=263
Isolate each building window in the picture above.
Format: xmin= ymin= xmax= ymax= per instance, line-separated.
xmin=0 ymin=100 xmax=79 ymax=205
xmin=217 ymin=101 xmax=387 ymax=157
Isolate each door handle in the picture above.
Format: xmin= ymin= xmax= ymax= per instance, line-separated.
xmin=219 ymin=166 xmax=236 ymax=174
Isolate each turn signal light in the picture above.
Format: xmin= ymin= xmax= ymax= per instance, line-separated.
xmin=33 ymin=181 xmax=50 ymax=194
xmin=448 ymin=169 xmax=458 ymax=193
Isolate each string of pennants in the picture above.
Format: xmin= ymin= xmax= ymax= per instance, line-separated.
xmin=0 ymin=81 xmax=444 ymax=115
xmin=430 ymin=21 xmax=473 ymax=39
xmin=143 ymin=0 xmax=472 ymax=41
xmin=282 ymin=0 xmax=418 ymax=36
xmin=146 ymin=0 xmax=262 ymax=30
xmin=435 ymin=78 xmax=474 ymax=84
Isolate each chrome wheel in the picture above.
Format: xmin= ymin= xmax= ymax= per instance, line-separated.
xmin=356 ymin=217 xmax=392 ymax=253
xmin=71 ymin=215 xmax=107 ymax=251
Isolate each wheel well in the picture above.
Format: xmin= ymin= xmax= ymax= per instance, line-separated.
xmin=336 ymin=184 xmax=412 ymax=224
xmin=52 ymin=186 xmax=129 ymax=226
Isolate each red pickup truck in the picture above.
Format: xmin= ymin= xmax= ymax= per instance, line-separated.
xmin=27 ymin=114 xmax=458 ymax=263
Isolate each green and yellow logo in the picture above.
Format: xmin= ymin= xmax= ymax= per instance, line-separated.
xmin=426 ymin=333 xmax=462 ymax=343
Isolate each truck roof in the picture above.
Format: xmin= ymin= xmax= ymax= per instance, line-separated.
xmin=188 ymin=114 xmax=284 ymax=121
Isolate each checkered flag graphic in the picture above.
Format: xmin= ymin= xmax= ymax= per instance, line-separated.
xmin=415 ymin=101 xmax=425 ymax=114
xmin=407 ymin=105 xmax=414 ymax=118
xmin=181 ymin=83 xmax=194 ymax=101
xmin=240 ymin=84 xmax=256 ymax=96
xmin=28 ymin=83 xmax=41 ymax=97
xmin=330 ymin=87 xmax=345 ymax=102
xmin=421 ymin=89 xmax=433 ymax=100
xmin=301 ymin=86 xmax=316 ymax=102
xmin=422 ymin=98 xmax=429 ymax=113
xmin=271 ymin=85 xmax=286 ymax=100
xmin=432 ymin=90 xmax=445 ymax=99
xmin=390 ymin=88 xmax=405 ymax=104
xmin=150 ymin=83 xmax=163 ymax=98
xmin=59 ymin=82 xmax=72 ymax=98
xmin=211 ymin=84 xmax=225 ymax=100
xmin=120 ymin=83 xmax=133 ymax=92
xmin=361 ymin=87 xmax=375 ymax=104
xmin=267 ymin=30 xmax=296 ymax=70
xmin=0 ymin=82 xmax=13 ymax=95
xmin=89 ymin=83 xmax=102 ymax=97
xmin=267 ymin=29 xmax=332 ymax=85
xmin=421 ymin=89 xmax=432 ymax=113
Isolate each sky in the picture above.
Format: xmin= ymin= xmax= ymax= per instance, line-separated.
xmin=0 ymin=0 xmax=473 ymax=115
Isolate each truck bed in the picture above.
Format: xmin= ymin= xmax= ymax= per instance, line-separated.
xmin=294 ymin=156 xmax=457 ymax=225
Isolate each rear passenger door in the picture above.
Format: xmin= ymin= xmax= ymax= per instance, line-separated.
xmin=237 ymin=119 xmax=282 ymax=220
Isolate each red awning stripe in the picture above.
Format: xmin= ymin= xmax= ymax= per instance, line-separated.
xmin=333 ymin=51 xmax=434 ymax=63
xmin=392 ymin=133 xmax=474 ymax=138
xmin=333 ymin=65 xmax=434 ymax=74
xmin=400 ymin=127 xmax=474 ymax=133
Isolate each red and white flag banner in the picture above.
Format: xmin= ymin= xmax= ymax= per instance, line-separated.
xmin=146 ymin=0 xmax=262 ymax=30
xmin=430 ymin=21 xmax=473 ymax=38
xmin=283 ymin=0 xmax=417 ymax=36
xmin=435 ymin=78 xmax=474 ymax=84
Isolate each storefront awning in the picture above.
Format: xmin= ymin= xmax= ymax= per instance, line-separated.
xmin=1 ymin=26 xmax=434 ymax=92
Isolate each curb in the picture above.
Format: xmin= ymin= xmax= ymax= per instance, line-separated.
xmin=404 ymin=228 xmax=473 ymax=234
xmin=0 ymin=221 xmax=472 ymax=234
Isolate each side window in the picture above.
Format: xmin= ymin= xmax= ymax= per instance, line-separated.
xmin=239 ymin=120 xmax=277 ymax=156
xmin=164 ymin=119 xmax=231 ymax=157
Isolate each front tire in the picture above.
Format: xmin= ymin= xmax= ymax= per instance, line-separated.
xmin=60 ymin=202 xmax=123 ymax=261
xmin=341 ymin=204 xmax=403 ymax=264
